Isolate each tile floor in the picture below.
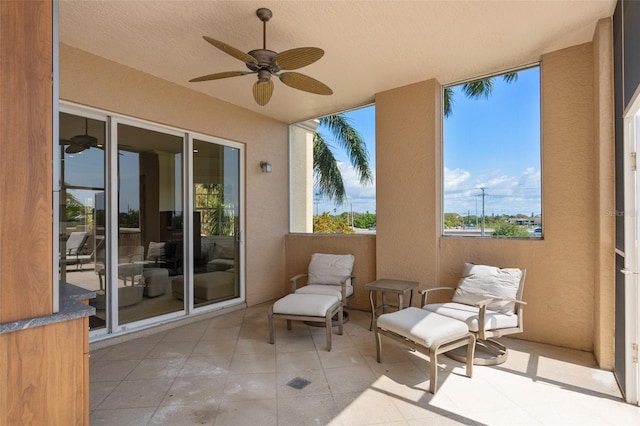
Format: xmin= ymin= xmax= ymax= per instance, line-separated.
xmin=89 ymin=304 xmax=640 ymax=425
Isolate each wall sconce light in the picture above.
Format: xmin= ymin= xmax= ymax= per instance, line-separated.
xmin=260 ymin=161 xmax=272 ymax=173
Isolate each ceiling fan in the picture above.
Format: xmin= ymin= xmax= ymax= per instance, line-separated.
xmin=189 ymin=7 xmax=333 ymax=106
xmin=60 ymin=117 xmax=101 ymax=154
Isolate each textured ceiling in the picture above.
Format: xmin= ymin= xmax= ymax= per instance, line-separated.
xmin=59 ymin=0 xmax=616 ymax=124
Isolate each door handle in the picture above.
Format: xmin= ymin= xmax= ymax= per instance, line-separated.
xmin=621 ymin=268 xmax=640 ymax=275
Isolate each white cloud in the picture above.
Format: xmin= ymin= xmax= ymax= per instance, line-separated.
xmin=444 ymin=167 xmax=471 ymax=191
xmin=445 ymin=167 xmax=541 ymax=216
xmin=317 ymin=161 xmax=376 ymax=214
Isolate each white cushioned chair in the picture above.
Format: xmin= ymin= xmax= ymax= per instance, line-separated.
xmin=290 ymin=253 xmax=355 ymax=311
xmin=421 ymin=263 xmax=527 ymax=365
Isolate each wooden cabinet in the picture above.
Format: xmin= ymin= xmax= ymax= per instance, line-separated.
xmin=0 ymin=319 xmax=87 ymax=424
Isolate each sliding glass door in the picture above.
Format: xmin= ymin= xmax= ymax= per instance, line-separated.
xmin=192 ymin=139 xmax=241 ymax=308
xmin=59 ymin=103 xmax=244 ymax=338
xmin=59 ymin=111 xmax=107 ymax=331
xmin=115 ymin=123 xmax=185 ymax=325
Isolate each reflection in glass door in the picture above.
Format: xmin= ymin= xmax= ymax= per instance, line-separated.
xmin=192 ymin=139 xmax=241 ymax=308
xmin=59 ymin=112 xmax=107 ymax=331
xmin=116 ymin=123 xmax=184 ymax=324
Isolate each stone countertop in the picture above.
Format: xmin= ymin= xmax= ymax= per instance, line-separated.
xmin=0 ymin=282 xmax=96 ymax=335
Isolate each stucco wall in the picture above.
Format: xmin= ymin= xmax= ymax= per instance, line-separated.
xmin=375 ymin=79 xmax=442 ymax=286
xmin=593 ymin=18 xmax=615 ymax=369
xmin=60 ymin=44 xmax=289 ymax=306
xmin=375 ymin=41 xmax=611 ymax=354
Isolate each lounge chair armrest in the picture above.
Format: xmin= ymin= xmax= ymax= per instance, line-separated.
xmin=475 ymin=297 xmax=527 ymax=308
xmin=338 ymin=276 xmax=355 ymax=301
xmin=290 ymin=274 xmax=308 ymax=293
xmin=339 ymin=275 xmax=355 ymax=287
xmin=420 ymin=286 xmax=455 ymax=306
xmin=475 ymin=298 xmax=526 ymax=339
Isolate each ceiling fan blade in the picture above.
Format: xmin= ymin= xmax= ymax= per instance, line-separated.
xmin=274 ymin=47 xmax=324 ymax=70
xmin=189 ymin=71 xmax=253 ymax=83
xmin=65 ymin=143 xmax=86 ymax=154
xmin=253 ymin=79 xmax=274 ymax=106
xmin=279 ymin=72 xmax=333 ymax=95
xmin=203 ymin=36 xmax=258 ymax=65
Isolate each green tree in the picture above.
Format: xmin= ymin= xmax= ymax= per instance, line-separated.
xmin=353 ymin=212 xmax=376 ymax=229
xmin=444 ymin=73 xmax=518 ymax=117
xmin=65 ymin=191 xmax=86 ymax=222
xmin=313 ymin=212 xmax=355 ymax=234
xmin=492 ymin=222 xmax=530 ymax=237
xmin=444 ymin=212 xmax=464 ymax=229
xmin=314 ymin=114 xmax=373 ymax=205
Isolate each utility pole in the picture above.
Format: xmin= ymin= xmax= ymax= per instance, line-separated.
xmin=350 ymin=203 xmax=354 ymax=227
xmin=479 ymin=187 xmax=487 ymax=236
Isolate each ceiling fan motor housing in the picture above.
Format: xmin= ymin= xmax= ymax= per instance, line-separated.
xmin=246 ymin=49 xmax=281 ymax=73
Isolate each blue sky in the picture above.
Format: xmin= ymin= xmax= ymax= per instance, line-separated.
xmin=315 ymin=66 xmax=541 ymax=217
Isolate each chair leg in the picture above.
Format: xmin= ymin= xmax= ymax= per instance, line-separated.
xmin=465 ymin=334 xmax=476 ymax=377
xmin=429 ymin=352 xmax=438 ymax=394
xmin=268 ymin=306 xmax=275 ymax=344
xmin=375 ymin=327 xmax=382 ymax=362
xmin=337 ymin=305 xmax=344 ymax=335
xmin=325 ymin=310 xmax=332 ymax=351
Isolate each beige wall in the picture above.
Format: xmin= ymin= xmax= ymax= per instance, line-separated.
xmin=374 ymin=37 xmax=614 ymax=360
xmin=376 ymin=79 xmax=442 ymax=286
xmin=290 ymin=120 xmax=318 ymax=233
xmin=593 ymin=18 xmax=615 ymax=369
xmin=60 ymin=44 xmax=289 ymax=306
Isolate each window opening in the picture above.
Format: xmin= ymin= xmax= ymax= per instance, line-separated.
xmin=443 ymin=65 xmax=542 ymax=238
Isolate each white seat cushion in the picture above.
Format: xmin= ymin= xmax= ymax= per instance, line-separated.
xmin=422 ymin=302 xmax=519 ymax=332
xmin=294 ymin=284 xmax=354 ymax=301
xmin=377 ymin=307 xmax=469 ymax=348
xmin=273 ymin=294 xmax=340 ymax=317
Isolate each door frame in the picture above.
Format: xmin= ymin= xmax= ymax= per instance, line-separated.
xmin=622 ymin=88 xmax=640 ymax=405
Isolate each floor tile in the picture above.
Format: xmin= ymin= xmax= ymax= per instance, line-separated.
xmin=214 ymin=398 xmax=277 ymax=425
xmin=97 ymin=378 xmax=174 ymax=409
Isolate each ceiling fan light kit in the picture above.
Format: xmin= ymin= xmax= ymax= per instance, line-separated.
xmin=190 ymin=7 xmax=332 ymax=106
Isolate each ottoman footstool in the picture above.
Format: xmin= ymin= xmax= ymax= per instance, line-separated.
xmin=375 ymin=307 xmax=475 ymax=393
xmin=268 ymin=294 xmax=343 ymax=351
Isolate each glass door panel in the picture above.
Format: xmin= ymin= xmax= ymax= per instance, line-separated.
xmin=59 ymin=112 xmax=107 ymax=331
xmin=117 ymin=123 xmax=184 ymax=324
xmin=192 ymin=139 xmax=240 ymax=308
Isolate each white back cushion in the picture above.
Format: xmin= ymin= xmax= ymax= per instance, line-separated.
xmin=452 ymin=263 xmax=522 ymax=314
xmin=308 ymin=253 xmax=354 ymax=286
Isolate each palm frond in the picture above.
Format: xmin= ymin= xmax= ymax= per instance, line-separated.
xmin=313 ymin=133 xmax=346 ymax=204
xmin=462 ymin=79 xmax=493 ymax=99
xmin=502 ymin=72 xmax=518 ymax=83
xmin=443 ymin=87 xmax=454 ymax=118
xmin=318 ymin=115 xmax=373 ymax=185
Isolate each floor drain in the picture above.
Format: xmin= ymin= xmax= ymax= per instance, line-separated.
xmin=287 ymin=377 xmax=311 ymax=390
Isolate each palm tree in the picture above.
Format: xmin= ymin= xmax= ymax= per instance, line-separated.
xmin=444 ymin=72 xmax=518 ymax=117
xmin=313 ymin=114 xmax=373 ymax=205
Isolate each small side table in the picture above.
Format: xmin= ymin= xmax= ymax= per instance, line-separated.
xmin=365 ymin=279 xmax=419 ymax=331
